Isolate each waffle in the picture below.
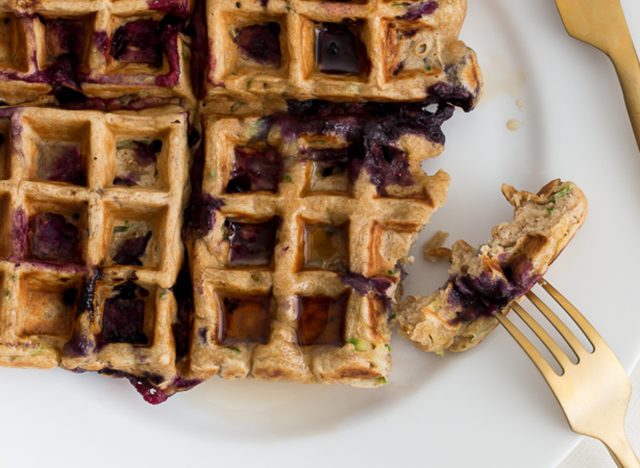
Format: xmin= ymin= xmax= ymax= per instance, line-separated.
xmin=397 ymin=180 xmax=588 ymax=354
xmin=187 ymin=100 xmax=451 ymax=386
xmin=203 ymin=0 xmax=482 ymax=112
xmin=0 ymin=0 xmax=194 ymax=108
xmin=0 ymin=107 xmax=190 ymax=390
xmin=0 ymin=0 xmax=485 ymax=402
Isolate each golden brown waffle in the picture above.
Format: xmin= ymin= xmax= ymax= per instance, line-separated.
xmin=0 ymin=0 xmax=194 ymax=107
xmin=0 ymin=107 xmax=190 ymax=387
xmin=203 ymin=0 xmax=481 ymax=111
xmin=397 ymin=180 xmax=588 ymax=354
xmin=0 ymin=0 xmax=485 ymax=402
xmin=187 ymin=102 xmax=451 ymax=386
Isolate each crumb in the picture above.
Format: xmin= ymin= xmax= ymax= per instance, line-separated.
xmin=515 ymin=98 xmax=525 ymax=110
xmin=422 ymin=230 xmax=451 ymax=262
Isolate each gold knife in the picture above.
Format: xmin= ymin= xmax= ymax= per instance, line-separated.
xmin=556 ymin=0 xmax=640 ymax=151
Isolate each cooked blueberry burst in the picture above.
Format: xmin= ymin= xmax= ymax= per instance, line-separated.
xmin=100 ymin=281 xmax=150 ymax=345
xmin=225 ymin=146 xmax=282 ymax=193
xmin=110 ymin=220 xmax=153 ymax=267
xmin=219 ymin=295 xmax=272 ymax=344
xmin=224 ymin=217 xmax=279 ymax=267
xmin=27 ymin=212 xmax=83 ymax=264
xmin=110 ymin=19 xmax=164 ymax=67
xmin=397 ymin=0 xmax=439 ymax=21
xmin=45 ymin=18 xmax=86 ymax=62
xmin=36 ymin=142 xmax=86 ymax=186
xmin=253 ymin=99 xmax=468 ymax=195
xmin=297 ymin=294 xmax=348 ymax=346
xmin=113 ymin=139 xmax=162 ymax=187
xmin=112 ymin=231 xmax=152 ymax=266
xmin=315 ymin=22 xmax=370 ymax=75
xmin=42 ymin=18 xmax=87 ymax=91
xmin=233 ymin=22 xmax=282 ymax=68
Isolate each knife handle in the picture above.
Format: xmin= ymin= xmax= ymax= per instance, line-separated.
xmin=609 ymin=29 xmax=640 ymax=152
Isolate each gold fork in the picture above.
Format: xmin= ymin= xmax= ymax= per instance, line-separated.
xmin=555 ymin=0 xmax=640 ymax=151
xmin=496 ymin=279 xmax=640 ymax=467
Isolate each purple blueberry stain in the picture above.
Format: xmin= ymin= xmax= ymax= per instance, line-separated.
xmin=233 ymin=23 xmax=282 ymax=68
xmin=94 ymin=31 xmax=109 ymax=57
xmin=194 ymin=194 xmax=224 ymax=236
xmin=427 ymin=81 xmax=476 ymax=113
xmin=155 ymin=15 xmax=186 ymax=87
xmin=44 ymin=18 xmax=86 ymax=60
xmin=339 ymin=272 xmax=393 ymax=298
xmin=224 ymin=217 xmax=279 ymax=267
xmin=112 ymin=231 xmax=152 ymax=266
xmin=98 ymin=369 xmax=169 ymax=404
xmin=197 ymin=326 xmax=208 ymax=344
xmin=171 ymin=376 xmax=203 ymax=391
xmin=128 ymin=375 xmax=169 ymax=404
xmin=135 ymin=139 xmax=162 ymax=166
xmin=41 ymin=17 xmax=87 ymax=93
xmin=37 ymin=143 xmax=86 ymax=186
xmin=258 ymin=99 xmax=455 ymax=194
xmin=99 ymin=281 xmax=149 ymax=345
xmin=148 ymin=0 xmax=191 ymax=16
xmin=447 ymin=255 xmax=540 ymax=324
xmin=397 ymin=0 xmax=439 ymax=20
xmin=185 ymin=141 xmax=226 ymax=237
xmin=186 ymin=0 xmax=209 ymax=98
xmin=63 ymin=334 xmax=94 ymax=357
xmin=172 ymin=263 xmax=195 ymax=361
xmin=27 ymin=212 xmax=83 ymax=264
xmin=117 ymin=139 xmax=162 ymax=166
xmin=113 ymin=139 xmax=162 ymax=187
xmin=110 ymin=19 xmax=164 ymax=67
xmin=226 ymin=146 xmax=282 ymax=193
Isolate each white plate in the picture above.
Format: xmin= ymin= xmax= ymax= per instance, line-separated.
xmin=2 ymin=1 xmax=640 ymax=467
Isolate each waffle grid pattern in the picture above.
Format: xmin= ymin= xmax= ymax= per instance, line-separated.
xmin=206 ymin=0 xmax=478 ymax=103
xmin=188 ymin=115 xmax=450 ymax=385
xmin=0 ymin=0 xmax=193 ymax=105
xmin=0 ymin=107 xmax=189 ymax=379
xmin=0 ymin=0 xmax=481 ymax=397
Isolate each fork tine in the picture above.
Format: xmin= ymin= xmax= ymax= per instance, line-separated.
xmin=495 ymin=313 xmax=560 ymax=383
xmin=525 ymin=290 xmax=589 ymax=357
xmin=540 ymin=279 xmax=604 ymax=349
xmin=510 ymin=302 xmax=572 ymax=371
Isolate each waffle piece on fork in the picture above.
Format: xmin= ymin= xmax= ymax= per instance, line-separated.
xmin=397 ymin=180 xmax=588 ymax=354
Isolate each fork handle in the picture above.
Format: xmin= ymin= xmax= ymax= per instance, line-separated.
xmin=608 ymin=28 xmax=640 ymax=152
xmin=600 ymin=430 xmax=640 ymax=468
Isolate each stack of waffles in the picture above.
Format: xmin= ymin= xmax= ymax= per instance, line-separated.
xmin=0 ymin=0 xmax=482 ymax=402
